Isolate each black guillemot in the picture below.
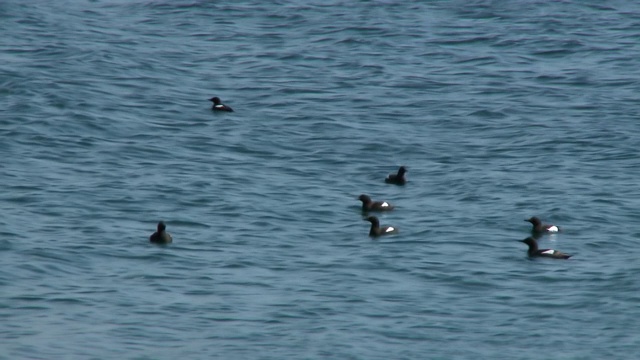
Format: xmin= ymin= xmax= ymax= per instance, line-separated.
xmin=364 ymin=216 xmax=397 ymax=237
xmin=525 ymin=216 xmax=560 ymax=234
xmin=385 ymin=166 xmax=407 ymax=185
xmin=209 ymin=97 xmax=234 ymax=112
xmin=521 ymin=237 xmax=571 ymax=259
xmin=358 ymin=194 xmax=395 ymax=212
xmin=150 ymin=221 xmax=173 ymax=244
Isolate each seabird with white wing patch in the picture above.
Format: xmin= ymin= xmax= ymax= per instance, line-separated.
xmin=209 ymin=96 xmax=234 ymax=112
xmin=521 ymin=237 xmax=571 ymax=259
xmin=358 ymin=194 xmax=395 ymax=212
xmin=525 ymin=216 xmax=560 ymax=235
xmin=364 ymin=216 xmax=397 ymax=237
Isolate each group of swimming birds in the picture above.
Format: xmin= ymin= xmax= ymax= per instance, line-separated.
xmin=357 ymin=166 xmax=571 ymax=259
xmin=150 ymin=97 xmax=571 ymax=259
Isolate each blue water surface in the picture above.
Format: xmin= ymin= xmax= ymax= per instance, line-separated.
xmin=2 ymin=1 xmax=640 ymax=359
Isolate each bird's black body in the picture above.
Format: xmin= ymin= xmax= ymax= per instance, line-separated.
xmin=365 ymin=216 xmax=397 ymax=237
xmin=358 ymin=194 xmax=394 ymax=212
xmin=521 ymin=237 xmax=570 ymax=259
xmin=150 ymin=221 xmax=173 ymax=244
xmin=209 ymin=97 xmax=234 ymax=112
xmin=385 ymin=166 xmax=407 ymax=185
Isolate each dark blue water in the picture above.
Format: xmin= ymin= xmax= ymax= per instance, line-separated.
xmin=2 ymin=1 xmax=640 ymax=358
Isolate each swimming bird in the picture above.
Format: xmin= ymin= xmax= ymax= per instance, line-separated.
xmin=521 ymin=237 xmax=571 ymax=259
xmin=150 ymin=221 xmax=173 ymax=244
xmin=209 ymin=97 xmax=234 ymax=112
xmin=364 ymin=216 xmax=397 ymax=237
xmin=525 ymin=216 xmax=560 ymax=234
xmin=358 ymin=194 xmax=395 ymax=212
xmin=385 ymin=166 xmax=407 ymax=185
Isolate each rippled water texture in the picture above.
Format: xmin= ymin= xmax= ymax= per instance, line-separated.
xmin=2 ymin=1 xmax=640 ymax=359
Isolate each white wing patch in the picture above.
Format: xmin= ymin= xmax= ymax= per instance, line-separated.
xmin=381 ymin=202 xmax=390 ymax=207
xmin=215 ymin=104 xmax=224 ymax=108
xmin=547 ymin=226 xmax=559 ymax=232
xmin=385 ymin=227 xmax=395 ymax=233
xmin=541 ymin=249 xmax=555 ymax=255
